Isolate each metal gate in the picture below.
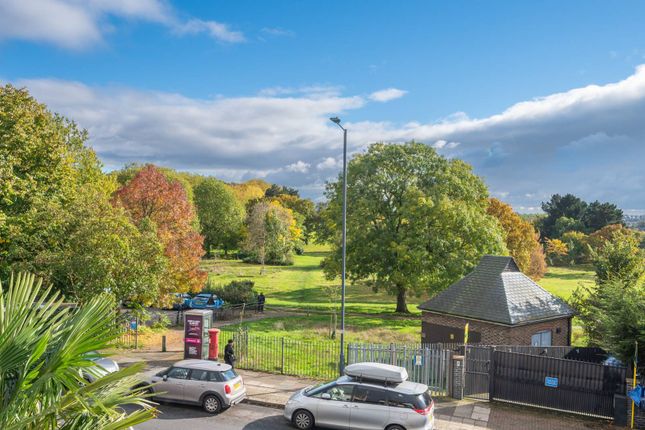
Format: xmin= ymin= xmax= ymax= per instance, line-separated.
xmin=491 ymin=350 xmax=626 ymax=419
xmin=464 ymin=345 xmax=491 ymax=400
xmin=347 ymin=343 xmax=451 ymax=396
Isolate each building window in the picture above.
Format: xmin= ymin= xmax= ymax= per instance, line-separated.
xmin=531 ymin=330 xmax=552 ymax=347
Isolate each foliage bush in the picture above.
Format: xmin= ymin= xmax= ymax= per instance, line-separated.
xmin=203 ymin=279 xmax=258 ymax=304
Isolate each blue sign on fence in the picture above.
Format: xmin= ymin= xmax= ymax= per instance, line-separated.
xmin=130 ymin=320 xmax=137 ymax=330
xmin=545 ymin=376 xmax=558 ymax=388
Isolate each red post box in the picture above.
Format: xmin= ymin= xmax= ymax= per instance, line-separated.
xmin=208 ymin=328 xmax=220 ymax=360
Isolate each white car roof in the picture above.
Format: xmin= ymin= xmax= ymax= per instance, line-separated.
xmin=174 ymin=359 xmax=232 ymax=371
xmin=344 ymin=362 xmax=408 ymax=384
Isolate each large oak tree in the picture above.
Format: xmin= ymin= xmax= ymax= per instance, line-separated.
xmin=321 ymin=142 xmax=506 ymax=313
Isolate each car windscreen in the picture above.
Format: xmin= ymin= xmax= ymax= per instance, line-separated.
xmin=304 ymin=381 xmax=336 ymax=396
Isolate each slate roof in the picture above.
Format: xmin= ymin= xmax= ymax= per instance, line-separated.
xmin=418 ymin=255 xmax=575 ymax=326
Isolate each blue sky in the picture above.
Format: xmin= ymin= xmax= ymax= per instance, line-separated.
xmin=2 ymin=0 xmax=645 ymax=213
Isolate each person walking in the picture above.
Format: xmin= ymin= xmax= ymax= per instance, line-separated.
xmin=224 ymin=339 xmax=236 ymax=368
xmin=257 ymin=292 xmax=266 ymax=313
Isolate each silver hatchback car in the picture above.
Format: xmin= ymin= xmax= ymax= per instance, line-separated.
xmin=284 ymin=363 xmax=434 ymax=430
xmin=145 ymin=359 xmax=246 ymax=413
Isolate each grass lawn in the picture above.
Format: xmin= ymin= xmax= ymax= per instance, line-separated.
xmin=219 ymin=314 xmax=422 ymax=344
xmin=540 ymin=265 xmax=595 ymax=300
xmin=203 ymin=244 xmax=429 ymax=315
xmin=203 ymin=246 xmax=595 ymax=346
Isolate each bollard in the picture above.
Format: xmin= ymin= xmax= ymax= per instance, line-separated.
xmin=162 ymin=335 xmax=167 ymax=352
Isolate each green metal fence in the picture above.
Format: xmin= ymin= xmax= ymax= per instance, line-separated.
xmin=217 ymin=328 xmax=340 ymax=380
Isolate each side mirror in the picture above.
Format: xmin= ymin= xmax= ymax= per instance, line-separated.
xmin=321 ymin=393 xmax=331 ymax=400
xmin=162 ymin=375 xmax=168 ymax=381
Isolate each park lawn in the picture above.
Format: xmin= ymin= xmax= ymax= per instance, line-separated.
xmin=203 ymin=246 xmax=595 ymax=345
xmin=219 ymin=314 xmax=422 ymax=344
xmin=202 ymin=244 xmax=429 ymax=315
xmin=540 ymin=265 xmax=595 ymax=300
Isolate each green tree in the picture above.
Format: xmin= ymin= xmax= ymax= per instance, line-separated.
xmin=571 ymin=233 xmax=645 ymax=362
xmin=0 ymin=272 xmax=155 ymax=429
xmin=561 ymin=231 xmax=591 ymax=264
xmin=593 ymin=231 xmax=645 ymax=285
xmin=10 ymin=179 xmax=167 ymax=304
xmin=539 ymin=194 xmax=588 ymax=238
xmin=194 ymin=178 xmax=245 ymax=257
xmin=321 ymin=142 xmax=506 ymax=313
xmin=0 ymin=85 xmax=101 ymax=277
xmin=243 ymin=201 xmax=300 ymax=266
xmin=582 ymin=200 xmax=623 ymax=232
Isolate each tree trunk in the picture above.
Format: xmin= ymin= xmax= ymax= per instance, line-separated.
xmin=395 ymin=287 xmax=409 ymax=313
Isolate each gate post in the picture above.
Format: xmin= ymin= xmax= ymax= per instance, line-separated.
xmin=488 ymin=347 xmax=495 ymax=400
xmin=389 ymin=343 xmax=396 ymax=365
xmin=451 ymin=354 xmax=465 ymax=400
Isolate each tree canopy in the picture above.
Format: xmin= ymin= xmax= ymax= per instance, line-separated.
xmin=320 ymin=142 xmax=507 ymax=313
xmin=115 ymin=165 xmax=206 ymax=299
xmin=243 ymin=200 xmax=301 ymax=266
xmin=487 ymin=198 xmax=546 ymax=279
xmin=538 ymin=193 xmax=623 ymax=238
xmin=194 ymin=178 xmax=245 ymax=256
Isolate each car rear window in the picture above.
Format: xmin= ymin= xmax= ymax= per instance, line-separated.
xmin=388 ymin=390 xmax=432 ymax=409
xmin=209 ymin=369 xmax=238 ymax=382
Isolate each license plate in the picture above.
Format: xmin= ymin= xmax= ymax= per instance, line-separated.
xmin=234 ymin=383 xmax=241 ymax=390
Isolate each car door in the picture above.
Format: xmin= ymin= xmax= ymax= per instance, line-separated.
xmin=349 ymin=386 xmax=390 ymax=430
xmin=314 ymin=384 xmax=354 ymax=429
xmin=154 ymin=367 xmax=189 ymax=401
xmin=182 ymin=368 xmax=210 ymax=403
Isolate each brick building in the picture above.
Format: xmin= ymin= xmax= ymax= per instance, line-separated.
xmin=418 ymin=255 xmax=575 ymax=346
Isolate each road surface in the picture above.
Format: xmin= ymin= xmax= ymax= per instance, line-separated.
xmin=133 ymin=402 xmax=292 ymax=430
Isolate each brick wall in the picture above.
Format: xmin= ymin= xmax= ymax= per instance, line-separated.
xmin=421 ymin=312 xmax=571 ymax=346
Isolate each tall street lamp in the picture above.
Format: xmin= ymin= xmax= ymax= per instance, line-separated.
xmin=329 ymin=116 xmax=347 ymax=375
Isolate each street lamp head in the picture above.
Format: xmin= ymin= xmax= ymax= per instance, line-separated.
xmin=329 ymin=116 xmax=341 ymax=124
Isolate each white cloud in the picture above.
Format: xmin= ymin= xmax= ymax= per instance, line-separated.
xmin=261 ymin=27 xmax=295 ymax=37
xmin=316 ymin=157 xmax=342 ymax=170
xmin=369 ymin=88 xmax=407 ymax=102
xmin=174 ymin=19 xmax=245 ymax=43
xmin=285 ymin=161 xmax=310 ymax=173
xmin=9 ymin=65 xmax=645 ymax=210
xmin=0 ymin=0 xmax=243 ymax=49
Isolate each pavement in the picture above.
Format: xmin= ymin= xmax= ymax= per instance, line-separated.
xmin=112 ymin=350 xmax=617 ymax=430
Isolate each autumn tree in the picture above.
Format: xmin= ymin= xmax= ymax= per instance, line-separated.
xmin=243 ymin=201 xmax=301 ymax=266
xmin=115 ymin=165 xmax=206 ymax=299
xmin=321 ymin=142 xmax=506 ymax=313
xmin=561 ymin=230 xmax=591 ymax=264
xmin=194 ymin=178 xmax=245 ymax=256
xmin=487 ymin=198 xmax=545 ymax=278
xmin=527 ymin=233 xmax=548 ymax=279
xmin=545 ymin=238 xmax=568 ymax=265
xmin=229 ymin=179 xmax=270 ymax=203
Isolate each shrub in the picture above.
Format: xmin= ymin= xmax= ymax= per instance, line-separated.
xmin=203 ymin=280 xmax=258 ymax=305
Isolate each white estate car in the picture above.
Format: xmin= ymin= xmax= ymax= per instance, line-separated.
xmin=284 ymin=362 xmax=434 ymax=430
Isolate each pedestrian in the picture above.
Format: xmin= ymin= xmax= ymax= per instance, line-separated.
xmin=224 ymin=339 xmax=236 ymax=368
xmin=257 ymin=292 xmax=266 ymax=313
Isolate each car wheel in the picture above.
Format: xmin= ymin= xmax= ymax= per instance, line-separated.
xmin=386 ymin=425 xmax=406 ymax=430
xmin=292 ymin=409 xmax=314 ymax=430
xmin=202 ymin=394 xmax=222 ymax=414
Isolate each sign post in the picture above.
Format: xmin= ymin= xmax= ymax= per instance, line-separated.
xmin=632 ymin=340 xmax=638 ymax=429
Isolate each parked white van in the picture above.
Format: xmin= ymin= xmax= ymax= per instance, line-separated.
xmin=284 ymin=362 xmax=434 ymax=430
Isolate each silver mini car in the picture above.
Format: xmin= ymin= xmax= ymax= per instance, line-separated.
xmin=284 ymin=363 xmax=434 ymax=430
xmin=144 ymin=359 xmax=246 ymax=413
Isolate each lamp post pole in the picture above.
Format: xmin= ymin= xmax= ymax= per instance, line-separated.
xmin=330 ymin=117 xmax=347 ymax=375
